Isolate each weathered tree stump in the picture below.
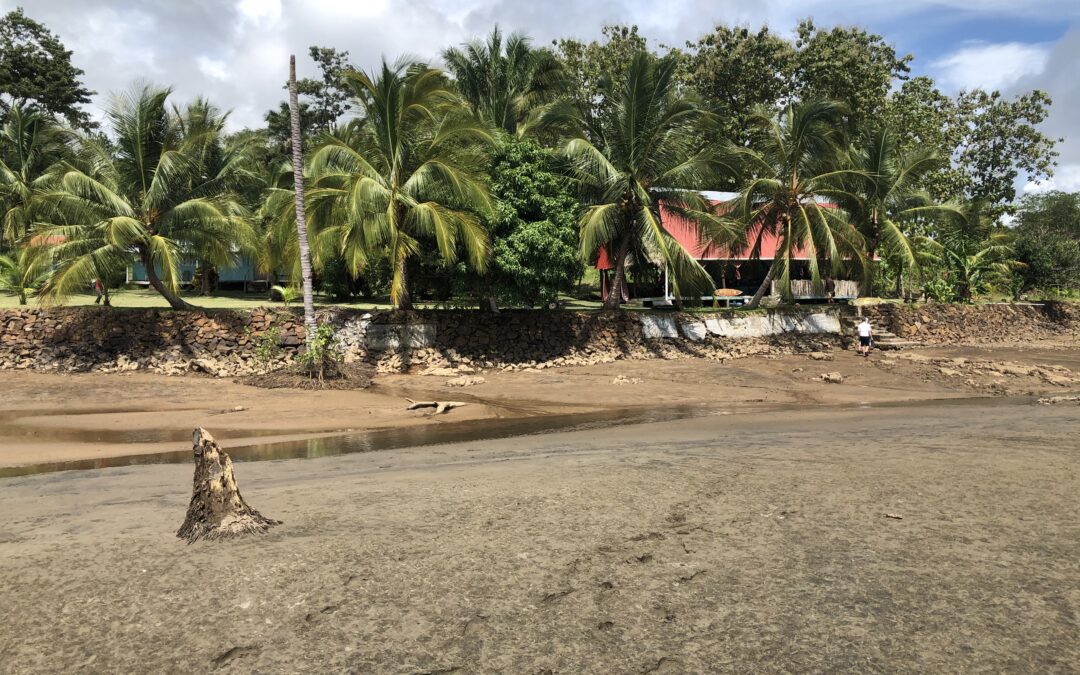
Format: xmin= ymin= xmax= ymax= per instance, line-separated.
xmin=176 ymin=428 xmax=280 ymax=544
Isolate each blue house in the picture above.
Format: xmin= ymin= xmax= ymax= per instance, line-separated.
xmin=127 ymin=256 xmax=272 ymax=291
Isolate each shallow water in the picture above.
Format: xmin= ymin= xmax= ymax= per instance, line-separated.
xmin=0 ymin=404 xmax=715 ymax=478
xmin=0 ymin=393 xmax=1044 ymax=479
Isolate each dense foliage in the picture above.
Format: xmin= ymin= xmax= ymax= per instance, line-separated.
xmin=1014 ymin=192 xmax=1080 ymax=296
xmin=0 ymin=8 xmax=93 ymax=129
xmin=0 ymin=9 xmax=1069 ymax=308
xmin=483 ymin=138 xmax=580 ymax=306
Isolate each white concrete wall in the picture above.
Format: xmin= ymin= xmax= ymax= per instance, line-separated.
xmin=641 ymin=312 xmax=842 ymax=340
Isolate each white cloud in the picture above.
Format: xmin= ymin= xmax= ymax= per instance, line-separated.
xmin=932 ymin=41 xmax=1051 ymax=92
xmin=1024 ymin=164 xmax=1080 ymax=194
xmin=236 ymin=0 xmax=282 ymax=26
xmin=196 ymin=57 xmax=229 ymax=82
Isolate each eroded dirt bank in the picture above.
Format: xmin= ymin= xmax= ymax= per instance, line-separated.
xmin=1 ymin=399 xmax=1078 ymax=673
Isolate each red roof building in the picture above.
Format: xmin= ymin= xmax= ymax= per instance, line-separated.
xmin=595 ymin=198 xmax=864 ymax=303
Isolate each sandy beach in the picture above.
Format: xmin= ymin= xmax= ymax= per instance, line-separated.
xmin=1 ymin=341 xmax=1079 ymax=672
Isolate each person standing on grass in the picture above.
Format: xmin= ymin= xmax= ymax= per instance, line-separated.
xmin=857 ymin=317 xmax=873 ymax=357
xmin=93 ymin=278 xmax=104 ymax=304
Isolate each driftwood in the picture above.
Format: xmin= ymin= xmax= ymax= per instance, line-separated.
xmin=176 ymin=428 xmax=280 ymax=544
xmin=405 ymin=398 xmax=468 ymax=415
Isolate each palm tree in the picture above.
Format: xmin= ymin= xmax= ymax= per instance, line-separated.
xmin=0 ymin=106 xmax=70 ymax=246
xmin=845 ymin=126 xmax=958 ymax=296
xmin=929 ymin=201 xmax=1020 ymax=302
xmin=306 ymin=61 xmax=493 ymax=310
xmin=443 ymin=27 xmax=568 ymax=135
xmin=0 ymin=243 xmax=49 ymax=304
xmin=559 ymin=51 xmax=737 ymax=310
xmin=36 ymin=86 xmax=254 ymax=309
xmin=727 ymin=100 xmax=865 ymax=307
xmin=176 ymin=98 xmax=261 ymax=295
xmin=288 ymin=54 xmax=316 ymax=340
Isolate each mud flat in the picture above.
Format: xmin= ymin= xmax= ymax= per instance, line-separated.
xmin=2 ymin=341 xmax=1079 ymax=672
xmin=1 ymin=342 xmax=1053 ymax=468
xmin=1 ymin=396 xmax=1079 ymax=673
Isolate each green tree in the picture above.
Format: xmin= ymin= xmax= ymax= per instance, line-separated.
xmin=0 ymin=105 xmax=69 ymax=245
xmin=0 ymin=242 xmax=48 ymax=304
xmin=553 ymin=25 xmax=679 ymax=125
xmin=881 ymin=76 xmax=969 ymax=200
xmin=306 ymin=61 xmax=492 ymax=309
xmin=483 ymin=138 xmax=580 ymax=306
xmin=1013 ymin=191 xmax=1080 ymax=295
xmin=443 ymin=27 xmax=567 ymax=135
xmin=38 ymin=86 xmax=255 ymax=309
xmin=0 ymin=8 xmax=94 ymax=129
xmin=845 ymin=126 xmax=958 ymax=294
xmin=684 ymin=25 xmax=796 ymax=146
xmin=793 ymin=20 xmax=912 ymax=127
xmin=727 ymin=100 xmax=865 ymax=307
xmin=883 ymin=78 xmax=1059 ymax=206
xmin=265 ymin=46 xmax=353 ymax=159
xmin=174 ymin=98 xmax=261 ymax=295
xmin=557 ymin=51 xmax=735 ymax=310
xmin=954 ymin=89 xmax=1059 ymax=207
xmin=928 ymin=202 xmax=1019 ymax=302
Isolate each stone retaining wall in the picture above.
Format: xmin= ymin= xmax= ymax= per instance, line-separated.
xmin=4 ymin=303 xmax=1072 ymax=377
xmin=861 ymin=302 xmax=1079 ymax=344
xmin=0 ymin=307 xmax=308 ymax=376
xmin=0 ymin=306 xmax=847 ymax=376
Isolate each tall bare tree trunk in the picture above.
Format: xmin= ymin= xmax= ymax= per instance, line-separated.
xmin=177 ymin=428 xmax=280 ymax=543
xmin=746 ymin=258 xmax=778 ymax=309
xmin=141 ymin=248 xmax=190 ymax=310
xmin=289 ymin=54 xmax=317 ymax=345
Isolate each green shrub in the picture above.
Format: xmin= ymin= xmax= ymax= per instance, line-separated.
xmin=297 ymin=323 xmax=343 ymax=383
xmin=253 ymin=327 xmax=282 ymax=372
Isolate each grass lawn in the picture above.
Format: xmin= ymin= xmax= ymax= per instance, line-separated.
xmin=0 ymin=289 xmax=390 ymax=311
xmin=0 ymin=288 xmax=610 ymax=312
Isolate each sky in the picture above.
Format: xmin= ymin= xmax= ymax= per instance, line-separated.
xmin=9 ymin=0 xmax=1080 ymax=193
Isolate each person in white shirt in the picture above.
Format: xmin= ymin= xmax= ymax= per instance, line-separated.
xmin=857 ymin=317 xmax=873 ymax=357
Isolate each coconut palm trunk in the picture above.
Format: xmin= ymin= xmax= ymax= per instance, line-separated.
xmin=289 ymin=54 xmax=317 ymax=344
xmin=746 ymin=258 xmax=778 ymax=309
xmin=603 ymin=235 xmax=631 ymax=310
xmin=393 ymin=247 xmax=412 ymax=310
xmin=140 ymin=248 xmax=190 ymax=310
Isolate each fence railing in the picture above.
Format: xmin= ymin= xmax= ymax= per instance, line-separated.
xmin=771 ymin=279 xmax=860 ymax=298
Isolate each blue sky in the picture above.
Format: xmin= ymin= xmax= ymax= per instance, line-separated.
xmin=8 ymin=0 xmax=1080 ymax=190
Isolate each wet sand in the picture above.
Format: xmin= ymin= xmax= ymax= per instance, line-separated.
xmin=1 ymin=399 xmax=1078 ymax=673
xmin=0 ymin=345 xmax=1016 ymax=468
xmin=1 ymin=341 xmax=1079 ymax=672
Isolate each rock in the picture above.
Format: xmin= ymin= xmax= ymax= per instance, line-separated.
xmin=447 ymin=375 xmax=485 ymax=387
xmin=421 ymin=366 xmax=458 ymax=377
xmin=612 ymin=374 xmax=643 ymax=385
xmin=808 ymin=352 xmax=833 ymax=361
xmin=820 ymin=372 xmax=844 ymax=384
xmin=1038 ymin=395 xmax=1080 ymax=405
